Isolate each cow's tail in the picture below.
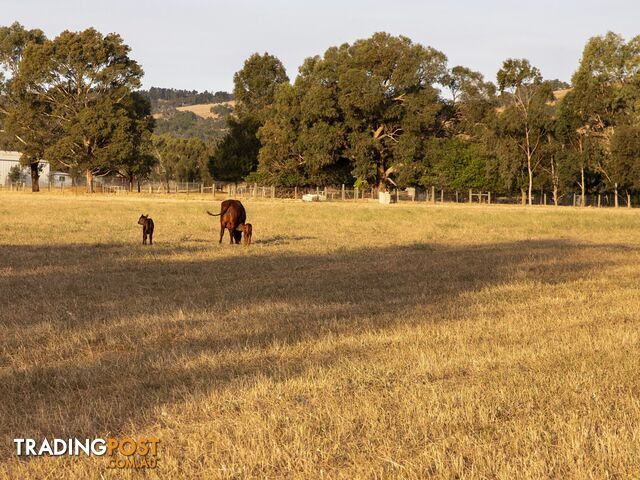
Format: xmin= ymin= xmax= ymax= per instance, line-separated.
xmin=206 ymin=210 xmax=221 ymax=217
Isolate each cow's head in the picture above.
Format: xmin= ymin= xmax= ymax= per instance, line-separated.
xmin=138 ymin=214 xmax=148 ymax=225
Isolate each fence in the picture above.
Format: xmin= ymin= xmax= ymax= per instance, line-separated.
xmin=2 ymin=180 xmax=639 ymax=208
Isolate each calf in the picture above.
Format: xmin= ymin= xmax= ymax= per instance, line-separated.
xmin=236 ymin=223 xmax=252 ymax=245
xmin=137 ymin=214 xmax=154 ymax=245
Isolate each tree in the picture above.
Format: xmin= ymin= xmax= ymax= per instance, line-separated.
xmin=570 ymin=32 xmax=640 ymax=207
xmin=233 ymin=52 xmax=289 ymax=122
xmin=209 ymin=116 xmax=261 ymax=183
xmin=496 ymin=59 xmax=554 ymax=205
xmin=418 ymin=137 xmax=499 ymax=192
xmin=259 ymin=33 xmax=448 ymax=191
xmin=151 ymin=134 xmax=210 ymax=189
xmin=111 ymin=92 xmax=156 ymax=191
xmin=444 ymin=66 xmax=497 ymax=138
xmin=15 ymin=28 xmax=145 ymax=192
xmin=555 ymin=90 xmax=601 ymax=206
xmin=6 ymin=163 xmax=26 ymax=185
xmin=0 ymin=22 xmax=48 ymax=191
xmin=611 ymin=125 xmax=640 ymax=206
xmin=212 ymin=53 xmax=288 ymax=183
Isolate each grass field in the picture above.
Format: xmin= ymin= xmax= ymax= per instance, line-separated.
xmin=1 ymin=193 xmax=639 ymax=479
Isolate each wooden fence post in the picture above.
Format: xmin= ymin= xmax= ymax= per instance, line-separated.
xmin=543 ymin=193 xmax=547 ymax=205
xmin=341 ymin=184 xmax=345 ymax=200
xmin=294 ymin=186 xmax=298 ymax=199
xmin=598 ymin=194 xmax=601 ymax=208
xmin=440 ymin=189 xmax=444 ymax=203
xmin=354 ymin=187 xmax=358 ymax=201
xmin=396 ymin=188 xmax=399 ymax=203
xmin=488 ymin=192 xmax=492 ymax=205
xmin=627 ymin=193 xmax=631 ymax=208
xmin=573 ymin=194 xmax=576 ymax=207
xmin=431 ymin=186 xmax=436 ymax=204
xmin=469 ymin=189 xmax=473 ymax=204
xmin=455 ymin=191 xmax=459 ymax=203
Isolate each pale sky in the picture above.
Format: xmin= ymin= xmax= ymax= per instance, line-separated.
xmin=2 ymin=0 xmax=639 ymax=92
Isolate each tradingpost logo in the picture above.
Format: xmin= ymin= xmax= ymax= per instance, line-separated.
xmin=14 ymin=437 xmax=160 ymax=469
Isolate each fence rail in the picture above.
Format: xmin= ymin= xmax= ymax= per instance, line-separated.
xmin=1 ymin=181 xmax=639 ymax=208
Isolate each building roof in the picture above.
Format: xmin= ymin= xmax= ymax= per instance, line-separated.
xmin=0 ymin=151 xmax=22 ymax=161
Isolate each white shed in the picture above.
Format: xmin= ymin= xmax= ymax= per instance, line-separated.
xmin=0 ymin=151 xmax=51 ymax=187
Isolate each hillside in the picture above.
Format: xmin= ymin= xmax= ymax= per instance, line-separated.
xmin=140 ymin=87 xmax=234 ymax=141
xmin=176 ymin=100 xmax=236 ymax=119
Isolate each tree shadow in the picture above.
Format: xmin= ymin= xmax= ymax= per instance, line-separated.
xmin=253 ymin=235 xmax=316 ymax=245
xmin=0 ymin=239 xmax=629 ymax=461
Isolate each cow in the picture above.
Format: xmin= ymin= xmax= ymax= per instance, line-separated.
xmin=137 ymin=214 xmax=154 ymax=245
xmin=207 ymin=199 xmax=248 ymax=244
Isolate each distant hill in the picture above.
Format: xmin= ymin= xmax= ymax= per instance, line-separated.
xmin=176 ymin=100 xmax=236 ymax=119
xmin=139 ymin=87 xmax=234 ymax=141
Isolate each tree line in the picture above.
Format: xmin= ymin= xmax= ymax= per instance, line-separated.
xmin=139 ymin=87 xmax=232 ymax=109
xmin=224 ymin=32 xmax=640 ymax=206
xmin=2 ymin=23 xmax=640 ymax=204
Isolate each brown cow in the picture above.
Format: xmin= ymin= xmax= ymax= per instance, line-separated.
xmin=207 ymin=199 xmax=247 ymax=244
xmin=137 ymin=214 xmax=154 ymax=245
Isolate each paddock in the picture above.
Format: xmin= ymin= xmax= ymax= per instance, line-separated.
xmin=1 ymin=193 xmax=639 ymax=478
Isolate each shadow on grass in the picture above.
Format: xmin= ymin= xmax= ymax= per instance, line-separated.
xmin=253 ymin=235 xmax=317 ymax=245
xmin=0 ymin=239 xmax=630 ymax=460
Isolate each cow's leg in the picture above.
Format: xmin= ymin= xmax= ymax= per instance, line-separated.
xmin=142 ymin=231 xmax=146 ymax=245
xmin=149 ymin=231 xmax=153 ymax=245
xmin=229 ymin=227 xmax=234 ymax=244
xmin=219 ymin=225 xmax=225 ymax=243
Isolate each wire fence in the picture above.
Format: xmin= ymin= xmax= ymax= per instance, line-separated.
xmin=2 ymin=180 xmax=639 ymax=208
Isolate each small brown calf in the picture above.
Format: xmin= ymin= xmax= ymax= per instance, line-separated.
xmin=138 ymin=214 xmax=154 ymax=245
xmin=236 ymin=223 xmax=252 ymax=245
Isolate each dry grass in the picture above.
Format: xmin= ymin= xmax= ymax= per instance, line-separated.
xmin=0 ymin=193 xmax=639 ymax=479
xmin=176 ymin=101 xmax=236 ymax=119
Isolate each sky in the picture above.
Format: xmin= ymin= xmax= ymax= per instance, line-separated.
xmin=2 ymin=0 xmax=639 ymax=92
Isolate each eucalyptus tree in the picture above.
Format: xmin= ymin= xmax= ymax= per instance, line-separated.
xmin=233 ymin=52 xmax=289 ymax=122
xmin=444 ymin=65 xmax=497 ymax=138
xmin=495 ymin=59 xmax=554 ymax=205
xmin=15 ymin=28 xmax=147 ymax=192
xmin=570 ymin=32 xmax=640 ymax=206
xmin=212 ymin=53 xmax=289 ymax=182
xmin=259 ymin=32 xmax=448 ymax=190
xmin=0 ymin=22 xmax=48 ymax=191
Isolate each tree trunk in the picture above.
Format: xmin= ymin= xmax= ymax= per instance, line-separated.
xmin=580 ymin=167 xmax=585 ymax=207
xmin=377 ymin=162 xmax=386 ymax=192
xmin=614 ymin=183 xmax=619 ymax=208
xmin=137 ymin=178 xmax=141 ymax=193
xmin=86 ymin=170 xmax=94 ymax=193
xmin=550 ymin=158 xmax=558 ymax=206
xmin=129 ymin=176 xmax=134 ymax=192
xmin=527 ymin=156 xmax=533 ymax=206
xmin=30 ymin=163 xmax=40 ymax=192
